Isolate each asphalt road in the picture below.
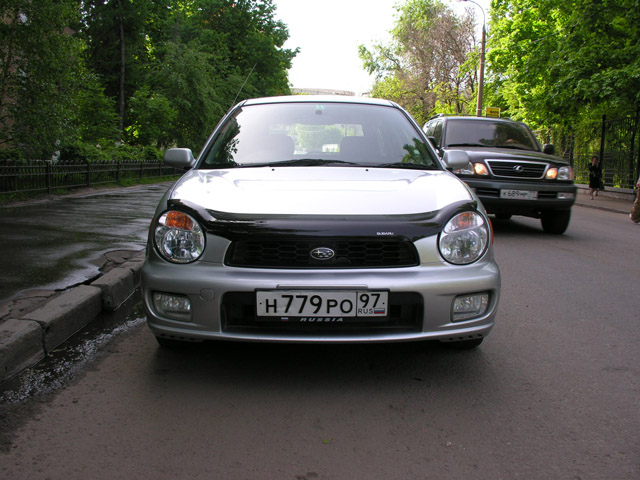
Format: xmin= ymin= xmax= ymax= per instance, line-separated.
xmin=0 ymin=183 xmax=170 ymax=303
xmin=1 ymin=203 xmax=639 ymax=480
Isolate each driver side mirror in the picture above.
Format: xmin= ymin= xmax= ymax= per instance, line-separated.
xmin=164 ymin=148 xmax=196 ymax=170
xmin=543 ymin=144 xmax=555 ymax=155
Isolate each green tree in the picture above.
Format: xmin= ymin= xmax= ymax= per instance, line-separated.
xmin=488 ymin=0 xmax=640 ymax=128
xmin=359 ymin=0 xmax=478 ymax=124
xmin=82 ymin=0 xmax=151 ymax=136
xmin=0 ymin=0 xmax=115 ymax=158
xmin=142 ymin=0 xmax=296 ymax=150
xmin=83 ymin=0 xmax=296 ymax=151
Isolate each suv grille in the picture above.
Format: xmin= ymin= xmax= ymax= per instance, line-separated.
xmin=486 ymin=160 xmax=547 ymax=179
xmin=226 ymin=238 xmax=419 ymax=268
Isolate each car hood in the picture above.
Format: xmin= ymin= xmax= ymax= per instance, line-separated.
xmin=169 ymin=167 xmax=472 ymax=216
xmin=458 ymin=147 xmax=570 ymax=165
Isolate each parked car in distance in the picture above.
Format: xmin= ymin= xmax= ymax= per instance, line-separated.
xmin=142 ymin=96 xmax=500 ymax=350
xmin=423 ymin=115 xmax=577 ymax=234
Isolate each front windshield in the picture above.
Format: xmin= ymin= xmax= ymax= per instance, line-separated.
xmin=445 ymin=119 xmax=539 ymax=151
xmin=199 ymin=102 xmax=438 ymax=169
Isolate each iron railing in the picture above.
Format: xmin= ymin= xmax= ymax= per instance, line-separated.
xmin=0 ymin=159 xmax=182 ymax=197
xmin=536 ymin=113 xmax=640 ymax=189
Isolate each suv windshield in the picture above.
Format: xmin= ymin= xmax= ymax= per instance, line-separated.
xmin=445 ymin=119 xmax=539 ymax=151
xmin=199 ymin=102 xmax=438 ymax=169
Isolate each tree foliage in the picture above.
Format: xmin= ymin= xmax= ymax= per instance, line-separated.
xmin=0 ymin=0 xmax=111 ymax=158
xmin=359 ymin=0 xmax=479 ymax=125
xmin=0 ymin=0 xmax=296 ymax=159
xmin=488 ymin=0 xmax=640 ymax=128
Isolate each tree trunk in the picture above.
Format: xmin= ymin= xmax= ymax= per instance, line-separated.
xmin=118 ymin=0 xmax=126 ymax=140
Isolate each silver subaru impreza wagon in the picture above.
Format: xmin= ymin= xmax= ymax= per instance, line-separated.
xmin=142 ymin=96 xmax=500 ymax=349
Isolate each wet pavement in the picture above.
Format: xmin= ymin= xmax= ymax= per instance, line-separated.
xmin=0 ymin=183 xmax=172 ymax=303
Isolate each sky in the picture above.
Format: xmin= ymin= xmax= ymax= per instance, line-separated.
xmin=273 ymin=0 xmax=491 ymax=96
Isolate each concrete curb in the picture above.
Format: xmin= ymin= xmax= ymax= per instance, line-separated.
xmin=0 ymin=251 xmax=146 ymax=383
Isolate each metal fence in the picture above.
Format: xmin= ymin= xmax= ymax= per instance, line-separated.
xmin=537 ymin=114 xmax=640 ymax=189
xmin=0 ymin=159 xmax=182 ymax=197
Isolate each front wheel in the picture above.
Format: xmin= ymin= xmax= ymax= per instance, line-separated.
xmin=541 ymin=210 xmax=571 ymax=234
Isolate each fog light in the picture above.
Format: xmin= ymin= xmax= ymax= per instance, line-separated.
xmin=153 ymin=292 xmax=191 ymax=321
xmin=452 ymin=293 xmax=489 ymax=322
xmin=557 ymin=192 xmax=575 ymax=200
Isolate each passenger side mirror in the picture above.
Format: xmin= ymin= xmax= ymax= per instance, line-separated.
xmin=543 ymin=144 xmax=555 ymax=155
xmin=443 ymin=150 xmax=471 ymax=170
xmin=164 ymin=148 xmax=196 ymax=170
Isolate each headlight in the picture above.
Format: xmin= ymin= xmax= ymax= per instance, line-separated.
xmin=453 ymin=162 xmax=488 ymax=175
xmin=154 ymin=210 xmax=205 ymax=263
xmin=557 ymin=166 xmax=573 ymax=180
xmin=439 ymin=211 xmax=489 ymax=265
xmin=473 ymin=163 xmax=489 ymax=175
xmin=546 ymin=166 xmax=573 ymax=180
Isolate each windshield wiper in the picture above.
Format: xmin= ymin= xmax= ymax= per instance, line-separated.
xmin=446 ymin=143 xmax=487 ymax=148
xmin=377 ymin=162 xmax=436 ymax=170
xmin=242 ymin=159 xmax=360 ymax=167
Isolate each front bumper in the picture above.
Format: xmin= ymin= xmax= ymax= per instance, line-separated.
xmin=464 ymin=178 xmax=577 ymax=216
xmin=142 ymin=254 xmax=501 ymax=344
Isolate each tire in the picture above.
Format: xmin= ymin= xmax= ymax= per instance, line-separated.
xmin=440 ymin=337 xmax=484 ymax=349
xmin=541 ymin=210 xmax=571 ymax=234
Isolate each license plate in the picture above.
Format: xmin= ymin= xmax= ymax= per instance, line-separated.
xmin=256 ymin=290 xmax=388 ymax=318
xmin=500 ymin=189 xmax=538 ymax=200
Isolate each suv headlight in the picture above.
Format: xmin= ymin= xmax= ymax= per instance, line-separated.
xmin=546 ymin=166 xmax=573 ymax=180
xmin=154 ymin=210 xmax=205 ymax=263
xmin=439 ymin=211 xmax=489 ymax=265
xmin=454 ymin=162 xmax=488 ymax=175
xmin=557 ymin=166 xmax=573 ymax=180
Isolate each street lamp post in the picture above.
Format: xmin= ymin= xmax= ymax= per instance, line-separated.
xmin=461 ymin=0 xmax=486 ymax=117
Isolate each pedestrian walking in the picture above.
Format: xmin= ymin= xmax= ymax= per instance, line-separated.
xmin=588 ymin=156 xmax=602 ymax=199
xmin=630 ymin=174 xmax=640 ymax=223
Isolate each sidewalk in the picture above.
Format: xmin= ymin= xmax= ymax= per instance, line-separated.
xmin=574 ymin=184 xmax=635 ymax=214
xmin=1 ymin=184 xmax=637 ymax=384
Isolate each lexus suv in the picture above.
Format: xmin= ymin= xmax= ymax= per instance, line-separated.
xmin=423 ymin=115 xmax=576 ymax=234
xmin=142 ymin=96 xmax=500 ymax=350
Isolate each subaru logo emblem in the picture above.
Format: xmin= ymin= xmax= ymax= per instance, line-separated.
xmin=310 ymin=247 xmax=335 ymax=260
xmin=513 ymin=165 xmax=524 ymax=172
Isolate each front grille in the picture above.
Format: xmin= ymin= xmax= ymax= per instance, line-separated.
xmin=226 ymin=238 xmax=419 ymax=269
xmin=487 ymin=160 xmax=547 ymax=179
xmin=221 ymin=292 xmax=423 ymax=335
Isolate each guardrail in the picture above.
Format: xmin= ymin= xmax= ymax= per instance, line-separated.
xmin=0 ymin=159 xmax=182 ymax=197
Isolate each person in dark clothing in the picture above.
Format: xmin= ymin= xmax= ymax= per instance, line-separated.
xmin=630 ymin=174 xmax=640 ymax=223
xmin=588 ymin=155 xmax=602 ymax=200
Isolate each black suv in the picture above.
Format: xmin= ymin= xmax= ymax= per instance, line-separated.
xmin=424 ymin=115 xmax=577 ymax=234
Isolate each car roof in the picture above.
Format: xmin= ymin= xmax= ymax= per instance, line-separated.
xmin=242 ymin=95 xmax=398 ymax=108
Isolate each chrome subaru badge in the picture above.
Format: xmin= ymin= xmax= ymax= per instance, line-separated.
xmin=310 ymin=247 xmax=335 ymax=260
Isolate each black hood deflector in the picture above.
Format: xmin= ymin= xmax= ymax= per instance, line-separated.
xmin=165 ymin=198 xmax=481 ymax=242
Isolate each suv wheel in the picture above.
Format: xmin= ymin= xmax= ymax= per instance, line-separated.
xmin=541 ymin=210 xmax=571 ymax=234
